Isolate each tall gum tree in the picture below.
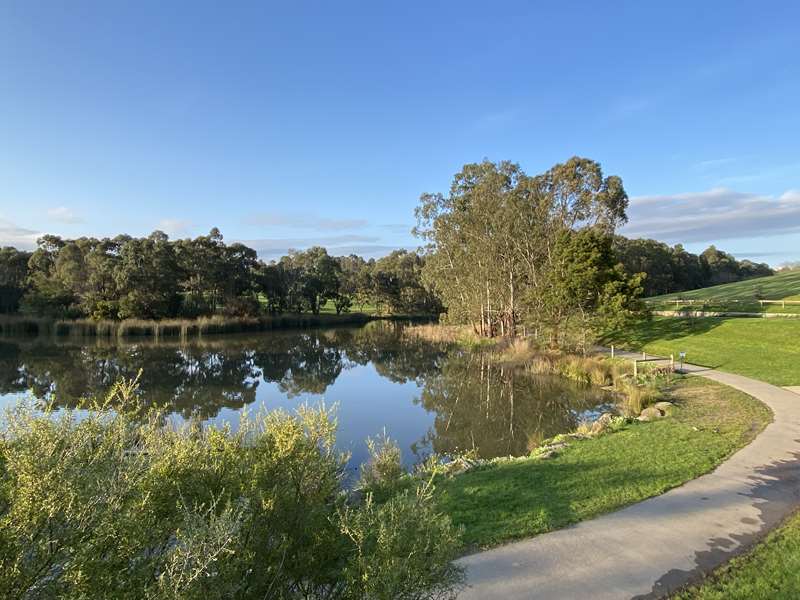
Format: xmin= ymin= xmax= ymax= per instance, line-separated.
xmin=415 ymin=156 xmax=638 ymax=347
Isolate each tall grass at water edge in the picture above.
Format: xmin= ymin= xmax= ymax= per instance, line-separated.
xmin=0 ymin=312 xmax=375 ymax=339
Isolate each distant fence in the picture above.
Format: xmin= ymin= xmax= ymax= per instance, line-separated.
xmin=646 ymin=298 xmax=800 ymax=308
xmin=758 ymin=300 xmax=800 ymax=308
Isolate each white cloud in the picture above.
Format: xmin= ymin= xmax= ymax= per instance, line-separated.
xmin=0 ymin=218 xmax=41 ymax=250
xmin=156 ymin=219 xmax=194 ymax=237
xmin=46 ymin=206 xmax=83 ymax=224
xmin=236 ymin=234 xmax=388 ymax=259
xmin=246 ymin=212 xmax=368 ymax=231
xmin=621 ymin=187 xmax=800 ymax=243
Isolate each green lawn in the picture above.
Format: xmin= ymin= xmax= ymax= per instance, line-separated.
xmin=434 ymin=377 xmax=771 ymax=550
xmin=646 ymin=270 xmax=800 ymax=314
xmin=608 ymin=317 xmax=800 ymax=386
xmin=675 ymin=511 xmax=800 ymax=599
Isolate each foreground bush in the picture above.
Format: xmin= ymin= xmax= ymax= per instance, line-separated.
xmin=0 ymin=379 xmax=463 ymax=600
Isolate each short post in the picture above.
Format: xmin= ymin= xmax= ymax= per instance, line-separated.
xmin=611 ymin=345 xmax=615 ymax=358
xmin=670 ymin=354 xmax=674 ymax=371
xmin=642 ymin=350 xmax=647 ymax=360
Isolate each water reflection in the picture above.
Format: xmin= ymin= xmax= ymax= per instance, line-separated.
xmin=0 ymin=323 xmax=611 ymax=467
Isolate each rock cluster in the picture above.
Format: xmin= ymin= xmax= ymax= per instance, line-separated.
xmin=638 ymin=401 xmax=675 ymax=421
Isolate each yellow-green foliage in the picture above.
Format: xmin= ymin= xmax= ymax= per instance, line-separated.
xmin=0 ymin=380 xmax=463 ymax=599
xmin=520 ymin=352 xmax=614 ymax=388
xmin=616 ymin=377 xmax=662 ymax=415
xmin=402 ymin=323 xmax=481 ymax=347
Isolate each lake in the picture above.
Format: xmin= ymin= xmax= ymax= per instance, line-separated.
xmin=0 ymin=321 xmax=613 ymax=475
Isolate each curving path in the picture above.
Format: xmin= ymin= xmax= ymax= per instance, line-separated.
xmin=456 ymin=352 xmax=800 ymax=599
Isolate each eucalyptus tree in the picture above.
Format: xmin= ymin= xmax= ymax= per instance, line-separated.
xmin=416 ymin=156 xmax=635 ymax=345
xmin=115 ymin=231 xmax=181 ymax=319
xmin=0 ymin=247 xmax=31 ymax=313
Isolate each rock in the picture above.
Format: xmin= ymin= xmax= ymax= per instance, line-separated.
xmin=653 ymin=401 xmax=675 ymax=415
xmin=597 ymin=412 xmax=615 ymax=425
xmin=638 ymin=406 xmax=663 ymax=421
xmin=533 ymin=441 xmax=569 ymax=459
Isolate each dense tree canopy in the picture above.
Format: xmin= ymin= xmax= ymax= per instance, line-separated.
xmin=613 ymin=238 xmax=773 ymax=297
xmin=1 ymin=232 xmax=435 ymax=320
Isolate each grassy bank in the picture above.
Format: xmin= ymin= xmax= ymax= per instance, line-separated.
xmin=646 ymin=270 xmax=800 ymax=314
xmin=675 ymin=510 xmax=800 ymax=599
xmin=433 ymin=377 xmax=771 ymax=549
xmin=607 ymin=317 xmax=800 ymax=386
xmin=0 ymin=312 xmax=410 ymax=339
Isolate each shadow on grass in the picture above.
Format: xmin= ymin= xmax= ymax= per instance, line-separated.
xmin=603 ymin=317 xmax=731 ymax=370
xmin=438 ymin=439 xmax=724 ymax=551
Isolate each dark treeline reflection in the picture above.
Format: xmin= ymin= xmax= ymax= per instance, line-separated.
xmin=0 ymin=322 xmax=611 ymax=462
xmin=0 ymin=323 xmax=445 ymax=419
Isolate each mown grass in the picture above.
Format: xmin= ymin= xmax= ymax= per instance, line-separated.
xmin=434 ymin=377 xmax=771 ymax=550
xmin=646 ymin=270 xmax=800 ymax=314
xmin=674 ymin=510 xmax=800 ymax=599
xmin=607 ymin=317 xmax=800 ymax=386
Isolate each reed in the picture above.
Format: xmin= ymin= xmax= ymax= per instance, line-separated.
xmin=401 ymin=323 xmax=478 ymax=345
xmin=0 ymin=312 xmax=375 ymax=340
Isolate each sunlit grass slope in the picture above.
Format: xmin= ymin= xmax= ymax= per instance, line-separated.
xmin=646 ymin=270 xmax=800 ymax=314
xmin=607 ymin=317 xmax=800 ymax=386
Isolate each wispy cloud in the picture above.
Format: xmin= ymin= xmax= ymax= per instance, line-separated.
xmin=236 ymin=234 xmax=384 ymax=259
xmin=245 ymin=212 xmax=368 ymax=231
xmin=0 ymin=218 xmax=41 ymax=250
xmin=379 ymin=223 xmax=413 ymax=235
xmin=157 ymin=219 xmax=194 ymax=237
xmin=621 ymin=187 xmax=800 ymax=243
xmin=47 ymin=206 xmax=83 ymax=224
xmin=693 ymin=157 xmax=737 ymax=172
xmin=715 ymin=162 xmax=800 ymax=186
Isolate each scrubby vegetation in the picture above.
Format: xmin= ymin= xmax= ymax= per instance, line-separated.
xmin=0 ymin=378 xmax=464 ymax=599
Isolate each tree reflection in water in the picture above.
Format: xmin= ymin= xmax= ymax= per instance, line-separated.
xmin=0 ymin=322 xmax=612 ymax=465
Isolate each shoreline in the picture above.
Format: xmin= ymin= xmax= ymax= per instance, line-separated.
xmin=0 ymin=312 xmax=436 ymax=340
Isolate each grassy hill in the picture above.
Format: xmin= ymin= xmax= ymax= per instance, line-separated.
xmin=646 ymin=270 xmax=800 ymax=314
xmin=607 ymin=317 xmax=800 ymax=386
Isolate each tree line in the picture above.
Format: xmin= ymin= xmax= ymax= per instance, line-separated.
xmin=0 ymin=230 xmax=440 ymax=319
xmin=613 ymin=237 xmax=773 ymax=297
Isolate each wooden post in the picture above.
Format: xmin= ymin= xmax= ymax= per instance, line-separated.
xmin=642 ymin=351 xmax=646 ymax=360
xmin=670 ymin=354 xmax=675 ymax=370
xmin=611 ymin=345 xmax=615 ymax=358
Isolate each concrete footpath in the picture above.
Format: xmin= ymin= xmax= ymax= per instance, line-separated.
xmin=457 ymin=352 xmax=800 ymax=599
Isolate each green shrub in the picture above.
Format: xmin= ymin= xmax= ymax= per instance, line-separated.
xmin=0 ymin=379 xmax=463 ymax=600
xmin=359 ymin=433 xmax=405 ymax=496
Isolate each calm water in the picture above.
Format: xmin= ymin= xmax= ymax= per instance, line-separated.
xmin=0 ymin=322 xmax=613 ymax=473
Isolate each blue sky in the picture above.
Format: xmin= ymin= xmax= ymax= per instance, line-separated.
xmin=1 ymin=1 xmax=798 ymax=264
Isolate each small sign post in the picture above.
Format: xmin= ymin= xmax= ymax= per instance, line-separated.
xmin=679 ymin=351 xmax=686 ymax=372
